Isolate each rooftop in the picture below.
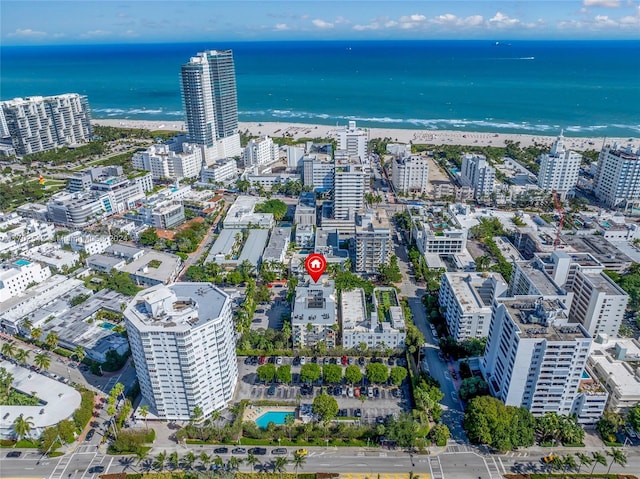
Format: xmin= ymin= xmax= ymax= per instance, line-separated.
xmin=125 ymin=283 xmax=229 ymax=331
xmin=292 ymin=279 xmax=336 ymax=326
xmin=121 ymin=250 xmax=181 ymax=283
xmin=516 ymin=261 xmax=565 ymax=296
xmin=445 ymin=272 xmax=507 ymax=311
xmin=502 ymin=298 xmax=588 ymax=341
xmin=262 ymin=227 xmax=291 ymax=262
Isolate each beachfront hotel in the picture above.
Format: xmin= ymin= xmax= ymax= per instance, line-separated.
xmin=0 ymin=93 xmax=92 ymax=155
xmin=460 ymin=153 xmax=496 ymax=202
xmin=124 ymin=283 xmax=238 ymax=421
xmin=391 ymin=154 xmax=430 ymax=195
xmin=180 ymin=50 xmax=241 ymax=165
xmin=593 ymin=143 xmax=640 ymax=209
xmin=536 ymin=132 xmax=582 ymax=199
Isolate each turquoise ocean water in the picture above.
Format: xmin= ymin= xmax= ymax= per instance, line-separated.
xmin=1 ymin=40 xmax=638 ymax=136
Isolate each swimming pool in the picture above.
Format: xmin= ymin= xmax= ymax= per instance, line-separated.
xmin=582 ymin=370 xmax=590 ymax=379
xmin=15 ymin=259 xmax=31 ymax=266
xmin=101 ymin=322 xmax=116 ymax=330
xmin=255 ymin=411 xmax=295 ymax=428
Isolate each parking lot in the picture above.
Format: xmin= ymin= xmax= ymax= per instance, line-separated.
xmin=235 ymin=355 xmax=412 ymax=423
xmin=250 ymin=286 xmax=290 ymax=330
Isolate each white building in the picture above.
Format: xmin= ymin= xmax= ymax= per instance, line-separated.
xmin=594 ymin=143 xmax=640 ymax=209
xmin=410 ymin=206 xmax=467 ymax=255
xmin=333 ymin=158 xmax=366 ymax=220
xmin=391 ymin=155 xmax=429 ymax=194
xmin=482 ymin=297 xmax=592 ymax=417
xmin=291 ymin=278 xmax=337 ymax=348
xmin=0 ymin=213 xmax=55 ymax=255
xmin=46 ymin=191 xmax=113 ymax=228
xmin=337 ymin=121 xmax=367 ymax=162
xmin=23 ymin=243 xmax=80 ymax=271
xmin=132 ymin=140 xmax=203 ymax=180
xmin=295 ymin=224 xmax=315 ymax=249
xmin=439 ymin=272 xmax=508 ymax=341
xmin=244 ymin=136 xmax=279 ymax=167
xmin=124 ymin=283 xmax=238 ymax=420
xmin=262 ymin=227 xmax=291 ymax=264
xmin=460 ymin=154 xmax=496 ymax=201
xmin=200 ymin=158 xmax=238 ymax=184
xmin=0 ymin=260 xmax=51 ymax=303
xmin=588 ymin=337 xmax=640 ymax=412
xmin=302 ymin=155 xmax=334 ymax=192
xmin=353 ymin=209 xmax=392 ymax=275
xmin=294 ymin=192 xmax=316 ymax=226
xmin=537 ymin=132 xmax=582 ymax=199
xmin=60 ymin=231 xmax=112 ymax=256
xmin=222 ymin=196 xmax=274 ymax=229
xmin=0 ymin=94 xmax=92 ymax=155
xmin=180 ymin=50 xmax=241 ymax=165
xmin=341 ymin=288 xmax=406 ymax=350
xmin=245 ymin=172 xmax=300 ymax=192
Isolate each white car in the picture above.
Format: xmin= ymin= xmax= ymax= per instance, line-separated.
xmin=276 ymin=357 xmax=283 ymax=365
xmin=347 ymin=387 xmax=354 ymax=398
xmin=300 ymin=357 xmax=306 ymax=365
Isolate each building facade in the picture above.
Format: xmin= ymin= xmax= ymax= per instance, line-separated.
xmin=124 ymin=283 xmax=238 ymax=421
xmin=460 ymin=154 xmax=496 ymax=201
xmin=0 ymin=260 xmax=51 ymax=302
xmin=353 ymin=210 xmax=392 ymax=274
xmin=0 ymin=94 xmax=92 ymax=155
xmin=291 ymin=279 xmax=337 ymax=348
xmin=180 ymin=50 xmax=241 ymax=164
xmin=537 ymin=132 xmax=582 ymax=199
xmin=132 ymin=140 xmax=203 ymax=180
xmin=333 ymin=159 xmax=366 ymax=220
xmin=243 ymin=136 xmax=279 ymax=167
xmin=594 ymin=143 xmax=640 ymax=208
xmin=391 ymin=155 xmax=430 ymax=194
xmin=200 ymin=158 xmax=238 ymax=184
xmin=337 ymin=121 xmax=368 ymax=161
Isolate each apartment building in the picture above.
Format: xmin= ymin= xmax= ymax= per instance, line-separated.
xmin=124 ymin=283 xmax=238 ymax=420
xmin=333 ymin=158 xmax=367 ymax=220
xmin=0 ymin=94 xmax=92 ymax=155
xmin=200 ymin=159 xmax=238 ymax=184
xmin=0 ymin=260 xmax=51 ymax=303
xmin=291 ymin=279 xmax=337 ymax=348
xmin=391 ymin=154 xmax=430 ymax=194
xmin=352 ymin=209 xmax=392 ymax=275
xmin=132 ymin=139 xmax=203 ymax=180
xmin=438 ymin=272 xmax=508 ymax=341
xmin=460 ymin=154 xmax=496 ymax=201
xmin=594 ymin=143 xmax=640 ymax=208
xmin=337 ymin=121 xmax=367 ymax=162
xmin=244 ymin=136 xmax=279 ymax=167
xmin=537 ymin=132 xmax=582 ymax=199
xmin=302 ymin=155 xmax=334 ymax=192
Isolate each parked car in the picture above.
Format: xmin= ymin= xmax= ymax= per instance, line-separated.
xmin=85 ymin=429 xmax=95 ymax=441
xmin=267 ymin=385 xmax=276 ymax=396
xmin=295 ymin=449 xmax=308 ymax=457
xmin=300 ymin=357 xmax=307 ymax=365
xmin=248 ymin=447 xmax=267 ymax=455
xmin=6 ymin=451 xmax=21 ymax=458
xmin=347 ymin=387 xmax=354 ymax=398
xmin=354 ymin=387 xmax=361 ymax=397
xmin=276 ymin=356 xmax=283 ymax=365
xmin=272 ymin=448 xmax=288 ymax=455
xmin=341 ymin=356 xmax=348 ymax=365
xmin=89 ymin=466 xmax=105 ymax=473
xmin=368 ymin=388 xmax=374 ymax=398
xmin=232 ymin=448 xmax=247 ymax=454
xmin=214 ymin=447 xmax=229 ymax=454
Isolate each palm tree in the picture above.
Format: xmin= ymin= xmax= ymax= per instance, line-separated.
xmin=562 ymin=454 xmax=577 ymax=473
xmin=245 ymin=453 xmax=259 ymax=471
xmin=292 ymin=452 xmax=306 ymax=478
xmin=575 ymin=452 xmax=593 ymax=473
xmin=606 ymin=448 xmax=627 ymax=474
xmin=30 ymin=327 xmax=42 ymax=343
xmin=20 ymin=317 xmax=33 ymax=334
xmin=12 ymin=415 xmax=34 ymax=442
xmin=213 ymin=455 xmax=224 ymax=470
xmin=44 ymin=332 xmax=59 ymax=350
xmin=198 ymin=452 xmax=211 ymax=471
xmin=33 ymin=352 xmax=51 ymax=371
xmin=119 ymin=457 xmax=136 ymax=472
xmin=190 ymin=405 xmax=203 ymax=424
xmin=152 ymin=451 xmax=167 ymax=471
xmin=139 ymin=405 xmax=149 ymax=429
xmin=181 ymin=451 xmax=196 ymax=470
xmin=227 ymin=456 xmax=241 ymax=471
xmin=13 ymin=349 xmax=29 ymax=365
xmin=135 ymin=447 xmax=150 ymax=468
xmin=1 ymin=342 xmax=16 ymax=359
xmin=549 ymin=455 xmax=564 ymax=474
xmin=168 ymin=451 xmax=180 ymax=470
xmin=273 ymin=456 xmax=289 ymax=479
xmin=73 ymin=345 xmax=86 ymax=363
xmin=591 ymin=451 xmax=607 ymax=473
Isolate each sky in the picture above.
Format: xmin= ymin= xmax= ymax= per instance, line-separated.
xmin=2 ymin=0 xmax=640 ymax=45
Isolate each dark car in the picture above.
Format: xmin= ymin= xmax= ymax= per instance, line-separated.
xmin=272 ymin=448 xmax=288 ymax=455
xmin=85 ymin=429 xmax=95 ymax=441
xmin=6 ymin=451 xmax=22 ymax=458
xmin=354 ymin=408 xmax=362 ymax=417
xmin=248 ymin=447 xmax=267 ymax=455
xmin=268 ymin=384 xmax=276 ymax=396
xmin=374 ymin=387 xmax=380 ymax=398
xmin=88 ymin=466 xmax=105 ymax=473
xmin=231 ymin=447 xmax=247 ymax=454
xmin=387 ymin=358 xmax=395 ymax=366
xmin=214 ymin=447 xmax=228 ymax=454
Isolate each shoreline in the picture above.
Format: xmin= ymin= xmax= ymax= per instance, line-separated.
xmin=92 ymin=119 xmax=638 ymax=151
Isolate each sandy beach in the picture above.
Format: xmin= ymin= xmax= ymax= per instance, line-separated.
xmin=92 ymin=118 xmax=637 ymax=151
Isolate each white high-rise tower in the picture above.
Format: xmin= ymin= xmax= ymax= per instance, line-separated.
xmin=537 ymin=131 xmax=582 ymax=199
xmin=180 ymin=50 xmax=241 ymax=165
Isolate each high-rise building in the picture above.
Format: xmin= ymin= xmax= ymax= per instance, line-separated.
xmin=0 ymin=94 xmax=92 ymax=155
xmin=291 ymin=278 xmax=337 ymax=348
xmin=353 ymin=209 xmax=392 ymax=274
xmin=537 ymin=132 xmax=582 ymax=199
xmin=124 ymin=283 xmax=238 ymax=421
xmin=482 ymin=296 xmax=592 ymax=417
xmin=460 ymin=154 xmax=496 ymax=201
xmin=302 ymin=155 xmax=335 ymax=192
xmin=593 ymin=143 xmax=640 ymax=208
xmin=439 ymin=272 xmax=508 ymax=341
xmin=243 ymin=136 xmax=279 ymax=167
xmin=333 ymin=158 xmax=366 ymax=220
xmin=133 ymin=136 xmax=203 ymax=180
xmin=337 ymin=121 xmax=368 ymax=162
xmin=180 ymin=50 xmax=241 ymax=165
xmin=391 ymin=155 xmax=429 ymax=194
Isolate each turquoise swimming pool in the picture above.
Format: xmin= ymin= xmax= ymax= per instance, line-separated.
xmin=101 ymin=322 xmax=116 ymax=330
xmin=255 ymin=411 xmax=295 ymax=429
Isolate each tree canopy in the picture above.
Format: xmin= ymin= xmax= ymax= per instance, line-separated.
xmin=254 ymin=199 xmax=288 ymax=221
xmin=312 ymin=394 xmax=338 ymax=422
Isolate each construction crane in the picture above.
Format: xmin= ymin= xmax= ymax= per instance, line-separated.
xmin=552 ymin=190 xmax=565 ymax=250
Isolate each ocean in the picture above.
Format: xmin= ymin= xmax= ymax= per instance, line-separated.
xmin=1 ymin=40 xmax=639 ymax=136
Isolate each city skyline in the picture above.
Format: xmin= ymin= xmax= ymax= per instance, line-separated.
xmin=2 ymin=0 xmax=640 ymax=46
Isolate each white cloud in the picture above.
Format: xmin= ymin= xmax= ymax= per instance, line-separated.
xmin=80 ymin=30 xmax=112 ymax=38
xmin=594 ymin=14 xmax=618 ymax=24
xmin=583 ymin=0 xmax=621 ymax=7
xmin=399 ymin=14 xmax=426 ymax=22
xmin=488 ymin=12 xmax=521 ymax=28
xmin=334 ymin=16 xmax=350 ymax=25
xmin=7 ymin=28 xmax=47 ymax=38
xmin=312 ymin=19 xmax=333 ymax=29
xmin=430 ymin=14 xmax=484 ymax=27
xmin=274 ymin=23 xmax=289 ymax=31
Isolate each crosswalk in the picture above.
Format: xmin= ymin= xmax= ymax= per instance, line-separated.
xmin=484 ymin=456 xmax=505 ymax=479
xmin=428 ymin=457 xmax=443 ymax=479
xmin=49 ymin=454 xmax=74 ymax=479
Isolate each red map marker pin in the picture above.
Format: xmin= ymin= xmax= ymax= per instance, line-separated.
xmin=305 ymin=253 xmax=327 ymax=283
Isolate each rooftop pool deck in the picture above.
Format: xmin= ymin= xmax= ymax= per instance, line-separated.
xmin=244 ymin=405 xmax=297 ymax=429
